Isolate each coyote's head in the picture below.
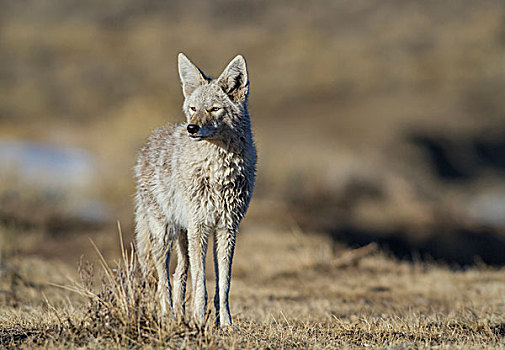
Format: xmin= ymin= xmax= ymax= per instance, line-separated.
xmin=178 ymin=53 xmax=249 ymax=141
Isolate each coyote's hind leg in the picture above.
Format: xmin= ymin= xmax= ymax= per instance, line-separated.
xmin=149 ymin=219 xmax=173 ymax=317
xmin=172 ymin=230 xmax=189 ymax=320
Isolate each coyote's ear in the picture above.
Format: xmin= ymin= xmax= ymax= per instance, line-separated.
xmin=216 ymin=55 xmax=249 ymax=104
xmin=178 ymin=53 xmax=208 ymax=98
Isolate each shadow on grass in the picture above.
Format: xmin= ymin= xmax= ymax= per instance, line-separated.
xmin=331 ymin=225 xmax=505 ymax=267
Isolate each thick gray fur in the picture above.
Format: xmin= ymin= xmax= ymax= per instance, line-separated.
xmin=134 ymin=53 xmax=256 ymax=327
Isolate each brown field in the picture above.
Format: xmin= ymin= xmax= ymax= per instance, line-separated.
xmin=2 ymin=0 xmax=505 ymax=348
xmin=1 ymin=216 xmax=505 ymax=348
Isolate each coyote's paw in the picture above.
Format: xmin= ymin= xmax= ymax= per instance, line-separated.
xmin=219 ymin=324 xmax=241 ymax=335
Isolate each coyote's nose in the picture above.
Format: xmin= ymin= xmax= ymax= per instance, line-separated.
xmin=187 ymin=124 xmax=200 ymax=134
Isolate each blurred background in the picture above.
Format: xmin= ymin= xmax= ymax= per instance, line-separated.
xmin=1 ymin=0 xmax=505 ymax=266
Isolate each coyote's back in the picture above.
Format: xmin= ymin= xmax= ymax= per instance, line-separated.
xmin=134 ymin=53 xmax=256 ymax=327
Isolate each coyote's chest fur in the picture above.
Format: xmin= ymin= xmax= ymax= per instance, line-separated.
xmin=137 ymin=124 xmax=254 ymax=237
xmin=179 ymin=133 xmax=251 ymax=229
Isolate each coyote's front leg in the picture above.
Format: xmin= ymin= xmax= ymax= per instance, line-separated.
xmin=187 ymin=223 xmax=210 ymax=326
xmin=214 ymin=227 xmax=237 ymax=327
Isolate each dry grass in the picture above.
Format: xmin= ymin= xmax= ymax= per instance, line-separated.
xmin=1 ymin=223 xmax=504 ymax=349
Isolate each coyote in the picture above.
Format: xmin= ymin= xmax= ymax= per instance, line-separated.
xmin=134 ymin=53 xmax=256 ymax=327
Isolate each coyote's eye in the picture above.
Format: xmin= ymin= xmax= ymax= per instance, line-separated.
xmin=189 ymin=106 xmax=197 ymax=112
xmin=209 ymin=107 xmax=221 ymax=112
